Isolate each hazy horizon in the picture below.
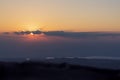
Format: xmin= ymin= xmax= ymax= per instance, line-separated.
xmin=0 ymin=32 xmax=120 ymax=59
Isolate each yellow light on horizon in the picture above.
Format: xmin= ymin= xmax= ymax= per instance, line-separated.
xmin=21 ymin=25 xmax=40 ymax=31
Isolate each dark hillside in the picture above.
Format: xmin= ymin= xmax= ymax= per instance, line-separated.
xmin=0 ymin=61 xmax=120 ymax=80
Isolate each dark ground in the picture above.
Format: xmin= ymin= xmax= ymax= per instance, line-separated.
xmin=0 ymin=61 xmax=120 ymax=80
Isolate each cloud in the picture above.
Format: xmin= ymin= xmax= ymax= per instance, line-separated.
xmin=2 ymin=32 xmax=10 ymax=34
xmin=44 ymin=31 xmax=120 ymax=39
xmin=12 ymin=31 xmax=120 ymax=39
xmin=13 ymin=30 xmax=42 ymax=35
xmin=1 ymin=31 xmax=120 ymax=60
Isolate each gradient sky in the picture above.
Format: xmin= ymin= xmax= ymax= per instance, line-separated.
xmin=0 ymin=0 xmax=120 ymax=32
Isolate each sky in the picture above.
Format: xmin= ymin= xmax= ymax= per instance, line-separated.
xmin=1 ymin=0 xmax=120 ymax=59
xmin=0 ymin=0 xmax=120 ymax=32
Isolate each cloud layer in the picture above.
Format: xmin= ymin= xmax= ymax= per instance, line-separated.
xmin=12 ymin=31 xmax=120 ymax=39
xmin=1 ymin=31 xmax=120 ymax=59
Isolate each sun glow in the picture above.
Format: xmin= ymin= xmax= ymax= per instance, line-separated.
xmin=21 ymin=33 xmax=47 ymax=42
xmin=21 ymin=25 xmax=40 ymax=31
xmin=30 ymin=32 xmax=34 ymax=35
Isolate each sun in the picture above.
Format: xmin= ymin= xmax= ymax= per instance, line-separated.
xmin=30 ymin=32 xmax=34 ymax=35
xmin=22 ymin=32 xmax=47 ymax=42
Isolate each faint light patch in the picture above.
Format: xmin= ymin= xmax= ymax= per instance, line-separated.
xmin=46 ymin=57 xmax=55 ymax=60
xmin=26 ymin=58 xmax=31 ymax=61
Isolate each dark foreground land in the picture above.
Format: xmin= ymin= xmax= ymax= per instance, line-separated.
xmin=0 ymin=61 xmax=120 ymax=80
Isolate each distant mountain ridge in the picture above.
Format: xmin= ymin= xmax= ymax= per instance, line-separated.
xmin=44 ymin=57 xmax=120 ymax=69
xmin=0 ymin=57 xmax=120 ymax=69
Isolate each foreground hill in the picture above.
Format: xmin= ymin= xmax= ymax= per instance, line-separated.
xmin=0 ymin=61 xmax=120 ymax=80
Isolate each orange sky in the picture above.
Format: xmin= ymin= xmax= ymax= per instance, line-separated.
xmin=0 ymin=0 xmax=120 ymax=32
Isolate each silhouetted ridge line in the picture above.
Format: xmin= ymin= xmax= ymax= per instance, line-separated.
xmin=0 ymin=61 xmax=120 ymax=80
